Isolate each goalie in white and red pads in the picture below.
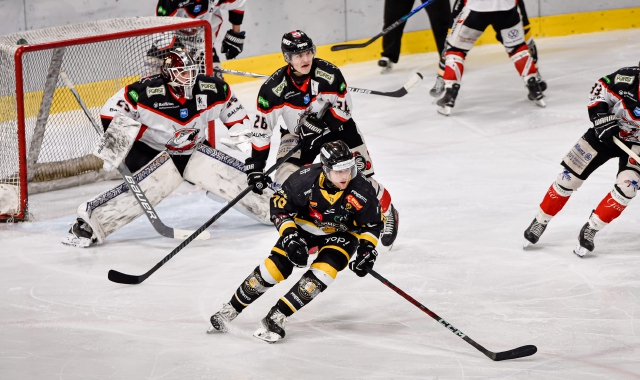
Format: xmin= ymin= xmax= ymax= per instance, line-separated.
xmin=62 ymin=48 xmax=267 ymax=248
xmin=524 ymin=65 xmax=640 ymax=257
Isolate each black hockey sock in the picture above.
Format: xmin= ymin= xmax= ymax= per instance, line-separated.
xmin=276 ymin=270 xmax=326 ymax=317
xmin=229 ymin=267 xmax=274 ymax=312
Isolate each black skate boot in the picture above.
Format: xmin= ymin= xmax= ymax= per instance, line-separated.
xmin=378 ymin=57 xmax=393 ymax=74
xmin=429 ymin=75 xmax=445 ymax=98
xmin=253 ymin=305 xmax=287 ymax=343
xmin=526 ymin=77 xmax=545 ymax=107
xmin=61 ymin=218 xmax=97 ymax=248
xmin=207 ymin=303 xmax=239 ymax=333
xmin=573 ymin=222 xmax=598 ymax=258
xmin=523 ymin=218 xmax=548 ymax=248
xmin=535 ymin=71 xmax=547 ymax=92
xmin=381 ymin=203 xmax=399 ymax=248
xmin=436 ymin=83 xmax=460 ymax=116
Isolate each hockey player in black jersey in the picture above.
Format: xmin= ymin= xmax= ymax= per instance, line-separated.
xmin=208 ymin=141 xmax=384 ymax=343
xmin=62 ymin=48 xmax=252 ymax=248
xmin=524 ymin=65 xmax=640 ymax=257
xmin=245 ymin=30 xmax=399 ymax=247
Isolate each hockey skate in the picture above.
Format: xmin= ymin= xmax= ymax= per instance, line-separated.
xmin=526 ymin=77 xmax=546 ymax=107
xmin=429 ymin=75 xmax=445 ymax=98
xmin=61 ymin=218 xmax=97 ymax=248
xmin=436 ymin=83 xmax=460 ymax=116
xmin=207 ymin=303 xmax=239 ymax=333
xmin=535 ymin=71 xmax=547 ymax=92
xmin=381 ymin=204 xmax=399 ymax=248
xmin=523 ymin=218 xmax=548 ymax=248
xmin=378 ymin=57 xmax=393 ymax=74
xmin=253 ymin=305 xmax=287 ymax=343
xmin=573 ymin=222 xmax=598 ymax=258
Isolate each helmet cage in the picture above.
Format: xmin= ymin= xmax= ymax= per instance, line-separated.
xmin=162 ymin=49 xmax=199 ymax=99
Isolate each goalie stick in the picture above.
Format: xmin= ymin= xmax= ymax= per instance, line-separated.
xmin=367 ymin=268 xmax=538 ymax=361
xmin=330 ymin=0 xmax=435 ymax=51
xmin=216 ymin=68 xmax=423 ymax=98
xmin=59 ymin=70 xmax=209 ymax=241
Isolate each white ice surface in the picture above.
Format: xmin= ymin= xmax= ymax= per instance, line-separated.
xmin=2 ymin=29 xmax=640 ymax=380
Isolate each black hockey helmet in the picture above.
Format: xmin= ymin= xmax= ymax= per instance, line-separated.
xmin=320 ymin=140 xmax=357 ymax=180
xmin=281 ymin=30 xmax=316 ymax=63
xmin=161 ymin=48 xmax=199 ymax=99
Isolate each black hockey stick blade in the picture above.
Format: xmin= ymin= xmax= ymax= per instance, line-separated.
xmin=492 ymin=345 xmax=538 ymax=361
xmin=108 ymin=269 xmax=144 ymax=285
xmin=330 ymin=34 xmax=382 ymax=51
xmin=348 ymin=72 xmax=423 ymax=98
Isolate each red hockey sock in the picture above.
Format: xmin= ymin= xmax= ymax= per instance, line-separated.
xmin=510 ymin=45 xmax=536 ymax=78
xmin=379 ymin=188 xmax=392 ymax=214
xmin=539 ymin=183 xmax=571 ymax=216
xmin=593 ymin=192 xmax=628 ymax=224
xmin=442 ymin=51 xmax=466 ymax=82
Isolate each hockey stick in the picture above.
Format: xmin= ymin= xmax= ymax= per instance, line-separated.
xmin=613 ymin=136 xmax=640 ymax=162
xmin=367 ymin=268 xmax=538 ymax=361
xmin=330 ymin=0 xmax=435 ymax=51
xmin=216 ymin=68 xmax=423 ymax=98
xmin=108 ymin=141 xmax=304 ymax=285
xmin=59 ymin=70 xmax=209 ymax=241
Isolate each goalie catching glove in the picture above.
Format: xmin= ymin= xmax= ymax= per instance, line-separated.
xmin=221 ymin=29 xmax=245 ymax=60
xmin=281 ymin=228 xmax=309 ymax=268
xmin=349 ymin=241 xmax=378 ymax=277
xmin=592 ymin=113 xmax=620 ymax=147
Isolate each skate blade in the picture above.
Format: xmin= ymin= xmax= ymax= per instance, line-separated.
xmin=535 ymin=98 xmax=546 ymax=107
xmin=573 ymin=245 xmax=588 ymax=258
xmin=206 ymin=316 xmax=228 ymax=334
xmin=437 ymin=106 xmax=451 ymax=116
xmin=61 ymin=235 xmax=93 ymax=248
xmin=523 ymin=241 xmax=531 ymax=250
xmin=253 ymin=327 xmax=282 ymax=343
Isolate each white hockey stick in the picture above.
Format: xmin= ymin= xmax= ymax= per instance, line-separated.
xmin=613 ymin=136 xmax=640 ymax=162
xmin=59 ymin=70 xmax=209 ymax=241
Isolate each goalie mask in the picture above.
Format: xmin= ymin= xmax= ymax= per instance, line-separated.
xmin=161 ymin=48 xmax=199 ymax=99
xmin=320 ymin=140 xmax=357 ymax=190
xmin=281 ymin=30 xmax=316 ymax=64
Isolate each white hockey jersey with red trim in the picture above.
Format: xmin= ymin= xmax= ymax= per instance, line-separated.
xmin=464 ymin=0 xmax=516 ymax=12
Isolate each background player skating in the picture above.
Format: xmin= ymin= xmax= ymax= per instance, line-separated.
xmin=245 ymin=30 xmax=400 ymax=247
xmin=62 ymin=49 xmax=254 ymax=247
xmin=208 ymin=141 xmax=383 ymax=343
xmin=524 ymin=64 xmax=640 ymax=257
xmin=436 ymin=0 xmax=545 ymax=116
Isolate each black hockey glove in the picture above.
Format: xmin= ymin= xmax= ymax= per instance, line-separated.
xmin=281 ymin=228 xmax=309 ymax=268
xmin=349 ymin=241 xmax=378 ymax=277
xmin=221 ymin=29 xmax=245 ymax=60
xmin=592 ymin=113 xmax=620 ymax=147
xmin=245 ymin=158 xmax=272 ymax=195
xmin=298 ymin=114 xmax=328 ymax=150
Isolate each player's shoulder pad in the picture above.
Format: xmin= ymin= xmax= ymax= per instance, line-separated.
xmin=348 ymin=172 xmax=378 ymax=201
xmin=194 ymin=74 xmax=229 ymax=99
xmin=257 ymin=66 xmax=287 ymax=110
xmin=602 ymin=67 xmax=639 ymax=87
xmin=282 ymin=163 xmax=323 ymax=196
xmin=126 ymin=75 xmax=164 ymax=104
xmin=312 ymin=58 xmax=346 ymax=91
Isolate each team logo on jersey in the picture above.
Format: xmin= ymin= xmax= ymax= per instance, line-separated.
xmin=193 ymin=4 xmax=201 ymax=12
xmin=146 ymin=86 xmax=165 ymax=97
xmin=615 ymin=74 xmax=634 ymax=84
xmin=298 ymin=277 xmax=322 ymax=301
xmin=165 ymin=127 xmax=200 ymax=152
xmin=199 ymin=82 xmax=217 ymax=92
xmin=180 ymin=108 xmax=188 ymax=118
xmin=196 ymin=94 xmax=207 ymax=110
xmin=634 ymin=107 xmax=640 ymax=117
xmin=303 ymin=94 xmax=310 ymax=104
xmin=273 ymin=77 xmax=287 ymax=97
xmin=315 ymin=68 xmax=334 ymax=84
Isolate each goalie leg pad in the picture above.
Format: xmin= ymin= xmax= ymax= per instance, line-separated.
xmin=77 ymin=152 xmax=182 ymax=243
xmin=183 ymin=143 xmax=272 ymax=224
xmin=0 ymin=184 xmax=20 ymax=216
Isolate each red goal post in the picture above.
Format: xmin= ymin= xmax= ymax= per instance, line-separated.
xmin=0 ymin=17 xmax=212 ymax=222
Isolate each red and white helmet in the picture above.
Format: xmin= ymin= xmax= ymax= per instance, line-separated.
xmin=161 ymin=48 xmax=199 ymax=99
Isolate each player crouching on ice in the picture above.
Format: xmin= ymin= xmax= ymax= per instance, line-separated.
xmin=524 ymin=65 xmax=640 ymax=257
xmin=62 ymin=48 xmax=269 ymax=247
xmin=245 ymin=30 xmax=399 ymax=247
xmin=208 ymin=141 xmax=383 ymax=343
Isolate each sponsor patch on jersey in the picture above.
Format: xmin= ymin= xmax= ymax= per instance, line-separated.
xmin=193 ymin=4 xmax=201 ymax=12
xmin=634 ymin=107 xmax=640 ymax=117
xmin=339 ymin=82 xmax=346 ymax=92
xmin=602 ymin=76 xmax=611 ymax=84
xmin=128 ymin=90 xmax=139 ymax=102
xmin=157 ymin=6 xmax=166 ymax=15
xmin=284 ymin=91 xmax=298 ymax=99
xmin=303 ymin=94 xmax=310 ymax=104
xmin=311 ymin=80 xmax=319 ymax=96
xmin=180 ymin=108 xmax=188 ymax=118
xmin=196 ymin=94 xmax=207 ymax=110
xmin=309 ymin=206 xmax=323 ymax=221
xmin=346 ymin=194 xmax=363 ymax=210
xmin=615 ymin=74 xmax=634 ymax=84
xmin=199 ymin=82 xmax=217 ymax=92
xmin=563 ymin=137 xmax=598 ymax=175
xmin=146 ymin=86 xmax=165 ymax=97
xmin=272 ymin=77 xmax=287 ymax=97
xmin=315 ymin=68 xmax=334 ymax=84
xmin=258 ymin=96 xmax=269 ymax=108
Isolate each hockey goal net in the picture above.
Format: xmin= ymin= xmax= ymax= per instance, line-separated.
xmin=0 ymin=17 xmax=212 ymax=222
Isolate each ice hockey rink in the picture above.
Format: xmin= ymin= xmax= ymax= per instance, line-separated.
xmin=2 ymin=29 xmax=640 ymax=379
